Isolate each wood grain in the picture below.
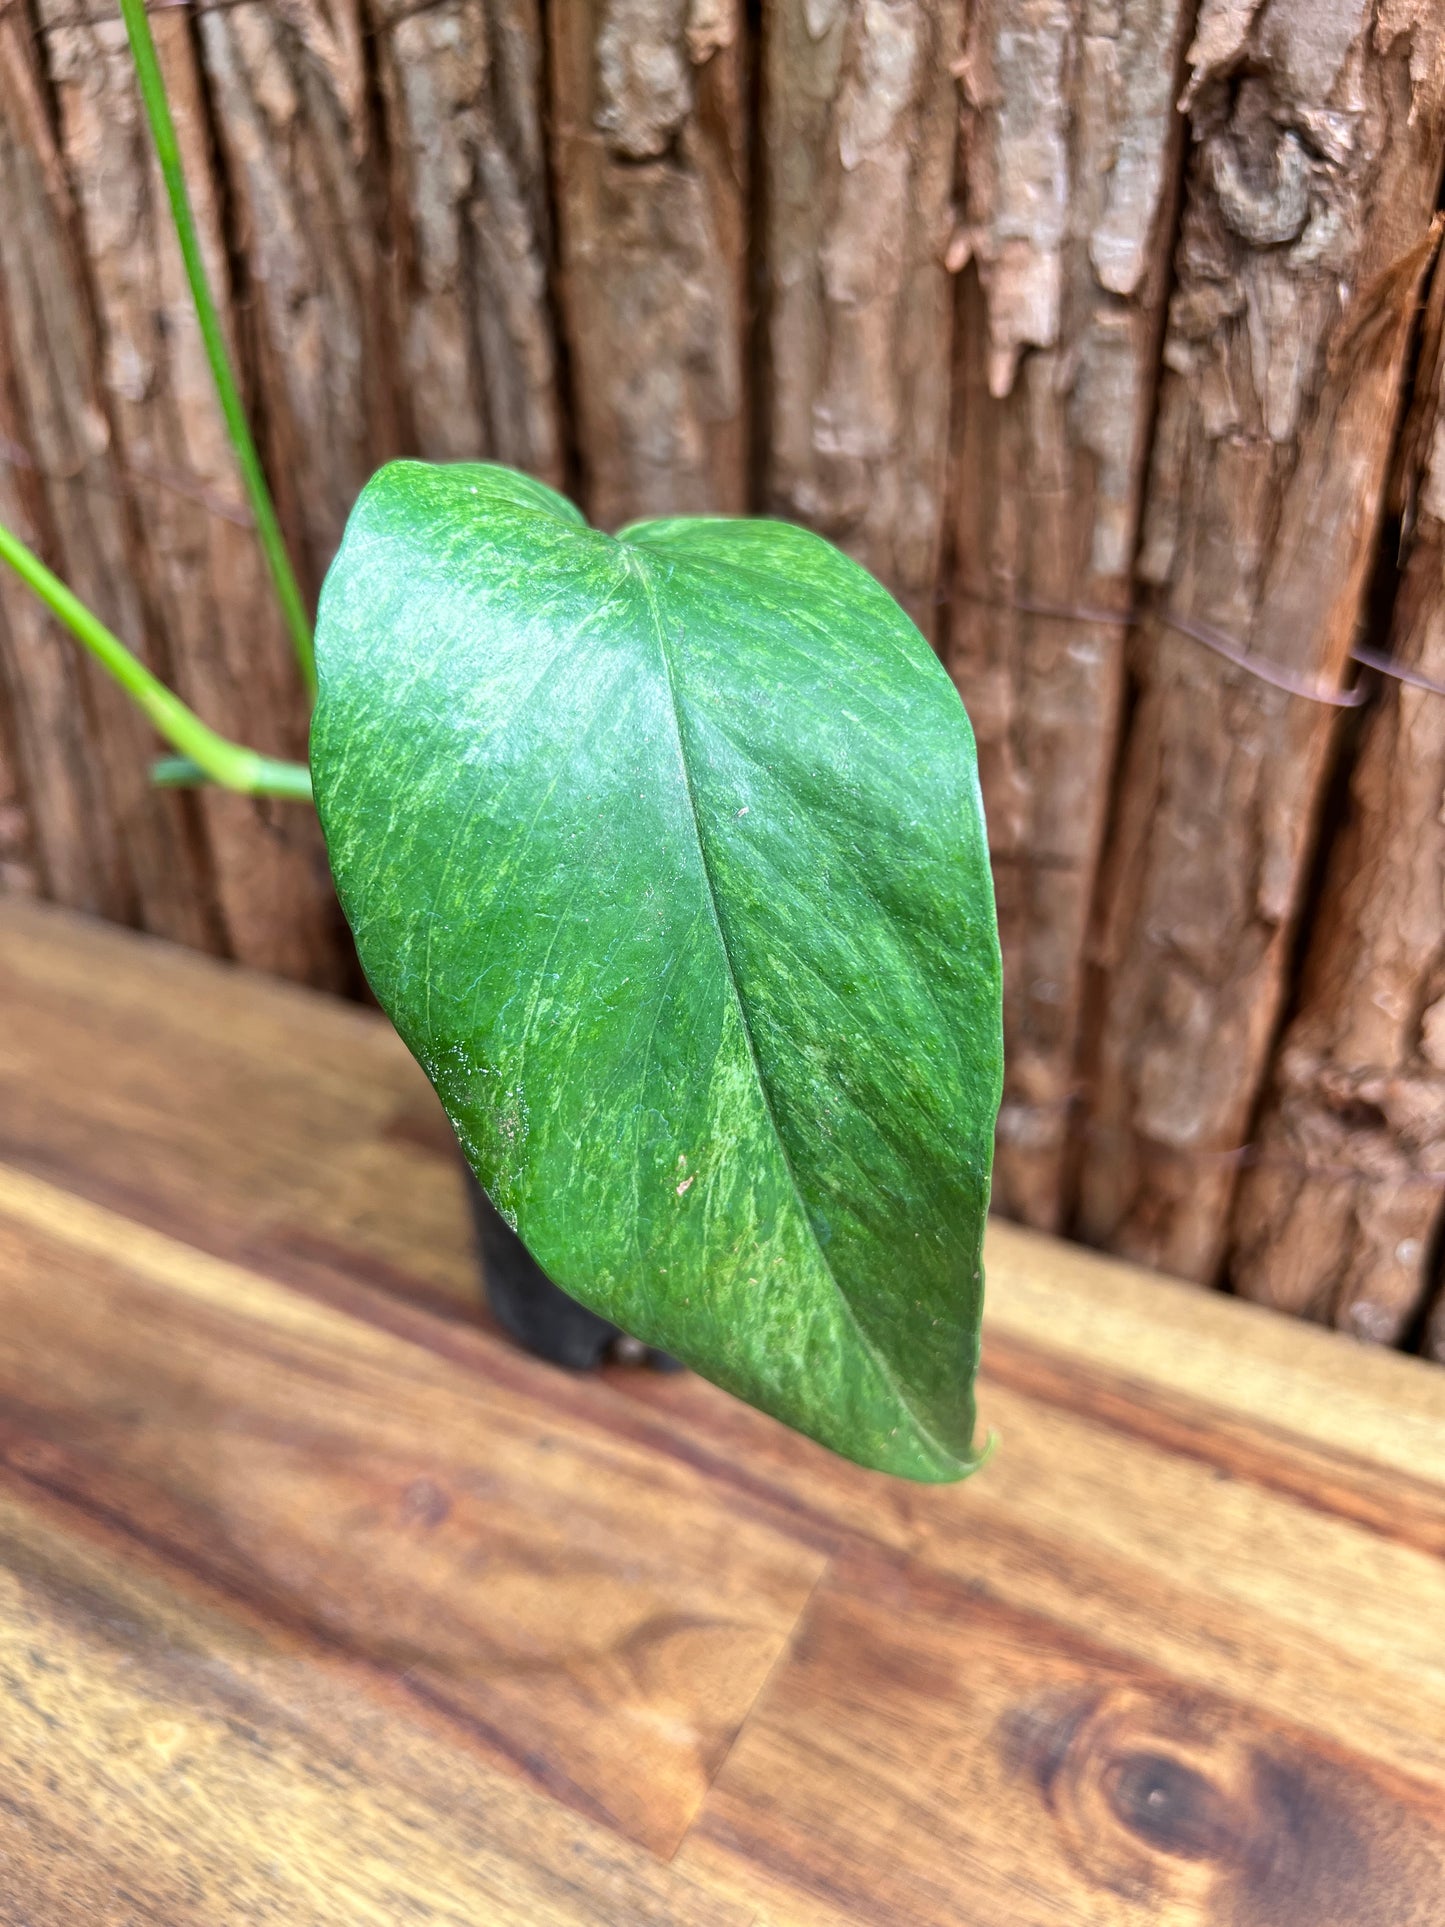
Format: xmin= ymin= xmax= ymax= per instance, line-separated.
xmin=0 ymin=11 xmax=218 ymax=952
xmin=943 ymin=0 xmax=1191 ymax=1230
xmin=373 ymin=0 xmax=563 ymax=481
xmin=761 ymin=0 xmax=961 ymax=635
xmin=0 ymin=1165 xmax=825 ymax=1858
xmin=0 ymin=1491 xmax=752 ymax=1927
xmin=1075 ymin=1 xmax=1445 ymax=1283
xmin=194 ymin=0 xmax=402 ymax=600
xmin=547 ymin=0 xmax=747 ymax=527
xmin=1229 ymin=249 xmax=1445 ymax=1349
xmin=36 ymin=2 xmax=344 ymax=989
xmin=0 ymin=705 xmax=36 ymax=898
xmin=1 ymin=895 xmax=1444 ymax=1925
xmin=681 ymin=1548 xmax=1445 ymax=1927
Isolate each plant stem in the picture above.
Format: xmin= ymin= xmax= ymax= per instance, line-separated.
xmin=0 ymin=519 xmax=312 ymax=801
xmin=119 ymin=0 xmax=316 ymax=700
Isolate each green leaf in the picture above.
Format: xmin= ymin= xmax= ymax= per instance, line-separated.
xmin=311 ymin=462 xmax=1002 ymax=1481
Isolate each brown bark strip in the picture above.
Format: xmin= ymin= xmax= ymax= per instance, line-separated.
xmin=0 ymin=334 xmax=119 ymax=918
xmin=1075 ymin=0 xmax=1445 ymax=1283
xmin=37 ymin=4 xmax=347 ymax=986
xmin=1230 ymin=247 xmax=1445 ymax=1348
xmin=0 ymin=7 xmax=219 ymax=952
xmin=373 ymin=0 xmax=562 ymax=482
xmin=195 ymin=0 xmax=402 ymax=595
xmin=548 ymin=0 xmax=747 ymax=528
xmin=0 ymin=618 xmax=39 ymax=901
xmin=761 ymin=0 xmax=960 ymax=635
xmin=944 ymin=0 xmax=1193 ymax=1230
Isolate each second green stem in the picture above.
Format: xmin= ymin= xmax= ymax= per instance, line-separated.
xmin=0 ymin=520 xmax=312 ymax=801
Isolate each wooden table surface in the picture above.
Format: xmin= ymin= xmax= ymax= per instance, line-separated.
xmin=1 ymin=899 xmax=1443 ymax=1926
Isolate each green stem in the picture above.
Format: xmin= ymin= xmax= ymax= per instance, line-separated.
xmin=0 ymin=519 xmax=312 ymax=802
xmin=119 ymin=0 xmax=316 ymax=701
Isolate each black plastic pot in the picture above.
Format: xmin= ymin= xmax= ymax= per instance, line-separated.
xmin=462 ymin=1164 xmax=680 ymax=1373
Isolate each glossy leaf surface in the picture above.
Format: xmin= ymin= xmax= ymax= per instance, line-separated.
xmin=311 ymin=463 xmax=1002 ymax=1479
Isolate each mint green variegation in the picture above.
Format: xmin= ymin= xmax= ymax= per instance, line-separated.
xmin=311 ymin=462 xmax=1002 ymax=1480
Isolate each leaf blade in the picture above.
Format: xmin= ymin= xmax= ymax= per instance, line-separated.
xmin=312 ymin=463 xmax=1002 ymax=1479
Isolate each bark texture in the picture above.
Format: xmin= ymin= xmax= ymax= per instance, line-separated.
xmin=1230 ymin=257 xmax=1445 ymax=1346
xmin=761 ymin=0 xmax=962 ymax=635
xmin=195 ymin=0 xmax=401 ymax=595
xmin=374 ymin=0 xmax=562 ymax=480
xmin=1075 ymin=0 xmax=1445 ymax=1282
xmin=5 ymin=0 xmax=1445 ymax=1363
xmin=0 ymin=8 xmax=217 ymax=952
xmin=39 ymin=3 xmax=345 ymax=985
xmin=0 ymin=674 xmax=35 ymax=899
xmin=0 ymin=322 xmax=118 ymax=918
xmin=944 ymin=0 xmax=1193 ymax=1230
xmin=548 ymin=0 xmax=747 ymax=527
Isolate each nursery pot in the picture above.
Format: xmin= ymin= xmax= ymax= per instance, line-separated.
xmin=462 ymin=1164 xmax=680 ymax=1373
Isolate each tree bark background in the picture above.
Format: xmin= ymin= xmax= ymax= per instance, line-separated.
xmin=761 ymin=0 xmax=961 ymax=636
xmin=0 ymin=7 xmax=219 ymax=954
xmin=1075 ymin=0 xmax=1445 ymax=1283
xmin=549 ymin=0 xmax=747 ymax=527
xmin=375 ymin=0 xmax=561 ymax=481
xmin=1230 ymin=254 xmax=1445 ymax=1353
xmin=4 ymin=0 xmax=1445 ymax=1357
xmin=942 ymin=0 xmax=1193 ymax=1231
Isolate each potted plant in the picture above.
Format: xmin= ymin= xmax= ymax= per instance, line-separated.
xmin=0 ymin=4 xmax=1002 ymax=1481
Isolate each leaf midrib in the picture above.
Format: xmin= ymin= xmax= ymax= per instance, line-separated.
xmin=628 ymin=548 xmax=961 ymax=1471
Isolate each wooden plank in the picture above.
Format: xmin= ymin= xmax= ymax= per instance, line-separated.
xmin=677 ymin=1546 xmax=1445 ymax=1927
xmin=6 ymin=896 xmax=1445 ymax=1783
xmin=0 ymin=1491 xmax=752 ymax=1926
xmin=613 ymin=1231 xmax=1445 ymax=1803
xmin=372 ymin=0 xmax=562 ymax=481
xmin=0 ymin=895 xmax=408 ymax=1261
xmin=979 ymin=1217 xmax=1445 ymax=1492
xmin=761 ymin=0 xmax=961 ymax=634
xmin=0 ymin=12 xmax=218 ymax=951
xmin=943 ymin=0 xmax=1192 ymax=1228
xmin=4 ymin=898 xmax=1445 ymax=1922
xmin=547 ymin=0 xmax=747 ymax=527
xmin=35 ymin=4 xmax=346 ymax=988
xmin=1229 ymin=252 xmax=1445 ymax=1348
xmin=1074 ymin=2 xmax=1445 ymax=1281
xmin=0 ymin=1160 xmax=825 ymax=1859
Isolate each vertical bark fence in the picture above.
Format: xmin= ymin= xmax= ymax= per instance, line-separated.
xmin=3 ymin=0 xmax=1445 ymax=1358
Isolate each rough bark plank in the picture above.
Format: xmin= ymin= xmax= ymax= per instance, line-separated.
xmin=373 ymin=0 xmax=562 ymax=481
xmin=1229 ymin=252 xmax=1445 ymax=1347
xmin=195 ymin=0 xmax=402 ymax=596
xmin=0 ymin=648 xmax=38 ymax=900
xmin=0 ymin=307 xmax=118 ymax=917
xmin=943 ymin=0 xmax=1193 ymax=1230
xmin=548 ymin=0 xmax=747 ymax=528
xmin=37 ymin=5 xmax=347 ymax=987
xmin=0 ymin=7 xmax=218 ymax=952
xmin=761 ymin=0 xmax=962 ymax=635
xmin=1075 ymin=1 xmax=1445 ymax=1282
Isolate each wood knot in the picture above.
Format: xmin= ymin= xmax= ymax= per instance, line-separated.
xmin=1101 ymin=1748 xmax=1237 ymax=1859
xmin=1202 ymin=78 xmax=1312 ymax=249
xmin=993 ymin=1684 xmax=1426 ymax=1921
